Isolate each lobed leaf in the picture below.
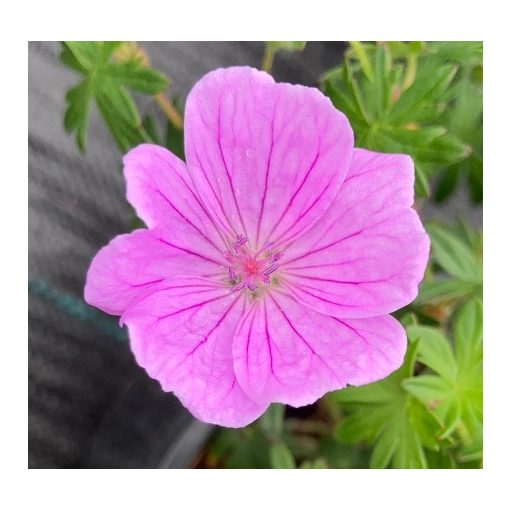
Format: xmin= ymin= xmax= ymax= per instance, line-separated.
xmin=427 ymin=224 xmax=482 ymax=282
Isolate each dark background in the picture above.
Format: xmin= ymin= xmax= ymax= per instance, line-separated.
xmin=28 ymin=41 xmax=481 ymax=468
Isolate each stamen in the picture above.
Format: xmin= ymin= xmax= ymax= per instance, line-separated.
xmin=233 ymin=234 xmax=248 ymax=252
xmin=223 ymin=251 xmax=234 ymax=263
xmin=271 ymin=251 xmax=283 ymax=263
xmin=228 ymin=266 xmax=236 ymax=280
xmin=231 ymin=282 xmax=246 ymax=293
xmin=262 ymin=262 xmax=279 ymax=276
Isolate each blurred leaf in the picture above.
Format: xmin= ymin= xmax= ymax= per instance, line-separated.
xmin=414 ymin=164 xmax=431 ymax=198
xmin=408 ymin=398 xmax=443 ymax=450
xmin=426 ymin=448 xmax=457 ymax=468
xmin=434 ymin=63 xmax=483 ymax=204
xmin=403 ymin=374 xmax=452 ymax=403
xmin=369 ymin=429 xmax=397 ymax=468
xmin=434 ymin=165 xmax=460 ymax=202
xmin=269 ymin=442 xmax=296 ymax=469
xmin=300 ymin=457 xmax=328 ymax=469
xmin=428 ymin=42 xmax=482 ymax=64
xmin=266 ymin=41 xmax=306 ymax=52
xmin=350 ymin=41 xmax=374 ymax=81
xmin=142 ymin=114 xmax=160 ymax=144
xmin=317 ymin=436 xmax=370 ymax=468
xmin=61 ymin=43 xmax=86 ymax=72
xmin=165 ymin=107 xmax=185 ymax=159
xmin=386 ymin=62 xmax=457 ymax=124
xmin=416 ymin=279 xmax=479 ymax=305
xmin=454 ymin=298 xmax=483 ymax=371
xmin=226 ymin=431 xmax=271 ymax=469
xmin=259 ymin=404 xmax=285 ymax=438
xmin=361 ymin=44 xmax=392 ymax=119
xmin=413 ymin=133 xmax=470 ymax=166
xmin=427 ymin=224 xmax=482 ymax=282
xmin=64 ymin=80 xmax=92 ymax=152
xmin=334 ymin=340 xmax=432 ymax=468
xmin=406 ymin=325 xmax=457 ymax=383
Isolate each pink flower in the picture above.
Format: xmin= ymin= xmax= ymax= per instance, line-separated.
xmin=85 ymin=67 xmax=430 ymax=427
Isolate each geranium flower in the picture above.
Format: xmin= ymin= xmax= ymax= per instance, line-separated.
xmin=85 ymin=67 xmax=430 ymax=427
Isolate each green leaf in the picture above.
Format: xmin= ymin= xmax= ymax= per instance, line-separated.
xmin=323 ymin=73 xmax=366 ymax=129
xmin=105 ymin=61 xmax=168 ymax=94
xmin=434 ymin=164 xmax=461 ymax=202
xmin=427 ymin=224 xmax=482 ymax=282
xmin=454 ymin=299 xmax=483 ymax=371
xmin=349 ymin=41 xmax=374 ymax=81
xmin=428 ymin=42 xmax=482 ymax=64
xmin=415 ymin=279 xmax=479 ymax=305
xmin=335 ymin=341 xmax=430 ymax=468
xmin=403 ymin=374 xmax=452 ymax=403
xmin=369 ymin=429 xmax=397 ymax=468
xmin=343 ymin=60 xmax=373 ymax=125
xmin=414 ymin=164 xmax=431 ymax=198
xmin=335 ymin=406 xmax=391 ymax=444
xmin=259 ymin=404 xmax=285 ymax=438
xmin=467 ymin=155 xmax=483 ymax=203
xmin=387 ymin=63 xmax=457 ymax=124
xmin=404 ymin=301 xmax=483 ymax=446
xmin=323 ymin=41 xmax=482 ymax=204
xmin=413 ymin=133 xmax=471 ymax=166
xmin=426 ymin=448 xmax=457 ymax=468
xmin=60 ymin=43 xmax=86 ymax=72
xmin=360 ymin=44 xmax=392 ymax=119
xmin=300 ymin=457 xmax=328 ymax=469
xmin=435 ymin=397 xmax=462 ymax=438
xmin=269 ymin=442 xmax=296 ymax=469
xmin=142 ymin=114 xmax=160 ymax=144
xmin=64 ymin=41 xmax=101 ymax=69
xmin=408 ymin=398 xmax=442 ymax=450
xmin=388 ymin=403 xmax=428 ymax=468
xmin=61 ymin=41 xmax=172 ymax=153
xmin=384 ymin=125 xmax=447 ymax=147
xmin=165 ymin=116 xmax=185 ymax=160
xmin=64 ymin=80 xmax=92 ymax=152
xmin=406 ymin=325 xmax=457 ymax=383
xmin=225 ymin=431 xmax=271 ymax=469
xmin=95 ymin=79 xmax=144 ymax=152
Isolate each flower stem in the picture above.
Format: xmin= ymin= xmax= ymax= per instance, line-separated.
xmin=261 ymin=46 xmax=275 ymax=72
xmin=154 ymin=93 xmax=183 ymax=130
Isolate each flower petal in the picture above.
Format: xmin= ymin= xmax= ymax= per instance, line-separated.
xmin=184 ymin=66 xmax=353 ymax=251
xmin=122 ymin=276 xmax=267 ymax=427
xmin=281 ymin=149 xmax=430 ymax=318
xmin=84 ymin=229 xmax=222 ymax=316
xmin=124 ymin=144 xmax=229 ymax=261
xmin=232 ymin=291 xmax=406 ymax=406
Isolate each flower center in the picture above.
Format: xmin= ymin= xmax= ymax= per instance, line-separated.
xmin=224 ymin=235 xmax=282 ymax=292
